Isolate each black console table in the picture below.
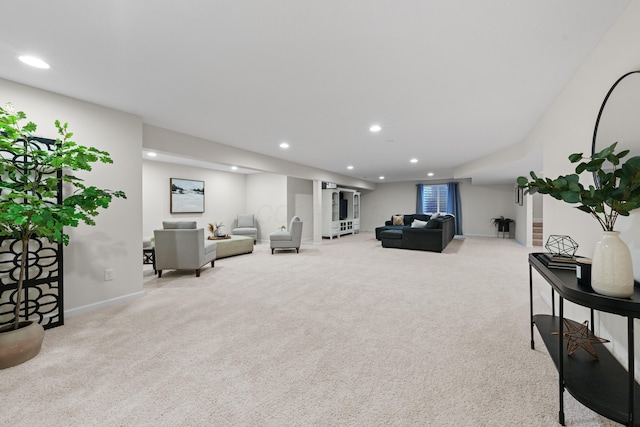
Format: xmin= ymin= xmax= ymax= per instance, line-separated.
xmin=529 ymin=252 xmax=640 ymax=426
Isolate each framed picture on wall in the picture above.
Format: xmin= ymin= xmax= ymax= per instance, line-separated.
xmin=515 ymin=185 xmax=523 ymax=206
xmin=170 ymin=178 xmax=205 ymax=213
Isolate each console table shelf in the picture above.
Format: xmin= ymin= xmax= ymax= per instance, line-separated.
xmin=534 ymin=314 xmax=640 ymax=425
xmin=529 ymin=252 xmax=640 ymax=426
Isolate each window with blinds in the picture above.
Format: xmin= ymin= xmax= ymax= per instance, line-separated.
xmin=422 ymin=184 xmax=448 ymax=213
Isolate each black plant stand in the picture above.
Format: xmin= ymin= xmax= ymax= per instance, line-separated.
xmin=497 ymin=221 xmax=514 ymax=238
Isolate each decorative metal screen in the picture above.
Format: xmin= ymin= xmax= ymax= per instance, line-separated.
xmin=0 ymin=136 xmax=63 ymax=330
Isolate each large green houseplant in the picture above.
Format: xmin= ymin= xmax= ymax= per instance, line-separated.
xmin=517 ymin=142 xmax=640 ymax=230
xmin=0 ymin=103 xmax=126 ymax=368
xmin=517 ymin=141 xmax=640 ymax=297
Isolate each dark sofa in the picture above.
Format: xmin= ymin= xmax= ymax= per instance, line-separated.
xmin=375 ymin=214 xmax=430 ymax=239
xmin=376 ymin=214 xmax=455 ymax=253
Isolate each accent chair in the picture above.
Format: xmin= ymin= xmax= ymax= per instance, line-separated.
xmin=231 ymin=213 xmax=258 ymax=243
xmin=153 ymin=221 xmax=217 ymax=277
xmin=270 ymin=216 xmax=303 ymax=254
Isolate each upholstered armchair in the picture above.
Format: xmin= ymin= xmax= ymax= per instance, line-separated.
xmin=231 ymin=213 xmax=258 ymax=242
xmin=153 ymin=221 xmax=217 ymax=277
xmin=270 ymin=216 xmax=303 ymax=254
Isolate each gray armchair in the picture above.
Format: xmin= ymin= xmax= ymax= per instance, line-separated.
xmin=154 ymin=221 xmax=217 ymax=277
xmin=231 ymin=213 xmax=258 ymax=242
xmin=270 ymin=216 xmax=303 ymax=254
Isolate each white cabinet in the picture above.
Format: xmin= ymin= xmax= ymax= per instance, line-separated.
xmin=322 ymin=189 xmax=340 ymax=238
xmin=322 ymin=188 xmax=361 ymax=239
xmin=353 ymin=192 xmax=360 ymax=233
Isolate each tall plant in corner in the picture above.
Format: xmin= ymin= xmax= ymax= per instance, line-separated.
xmin=0 ymin=103 xmax=126 ymax=336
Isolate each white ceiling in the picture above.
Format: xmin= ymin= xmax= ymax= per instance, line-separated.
xmin=0 ymin=1 xmax=630 ymax=184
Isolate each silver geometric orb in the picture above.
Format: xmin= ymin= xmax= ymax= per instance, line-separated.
xmin=545 ymin=235 xmax=579 ymax=257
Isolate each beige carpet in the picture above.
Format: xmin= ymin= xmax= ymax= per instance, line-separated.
xmin=2 ymin=233 xmax=619 ymax=426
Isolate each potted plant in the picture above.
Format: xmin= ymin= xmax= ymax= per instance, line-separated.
xmin=0 ymin=103 xmax=126 ymax=369
xmin=517 ymin=141 xmax=640 ymax=297
xmin=491 ymin=216 xmax=514 ymax=234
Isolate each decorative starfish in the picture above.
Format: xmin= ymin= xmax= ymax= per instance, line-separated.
xmin=552 ymin=319 xmax=609 ymax=360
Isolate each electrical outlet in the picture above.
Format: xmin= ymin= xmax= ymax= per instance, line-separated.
xmin=104 ymin=268 xmax=113 ymax=281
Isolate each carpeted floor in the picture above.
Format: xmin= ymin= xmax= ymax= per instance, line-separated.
xmin=1 ymin=233 xmax=619 ymax=426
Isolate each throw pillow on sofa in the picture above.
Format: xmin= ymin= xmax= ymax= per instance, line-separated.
xmin=411 ymin=219 xmax=428 ymax=228
xmin=392 ymin=215 xmax=404 ymax=225
xmin=425 ymin=218 xmax=442 ymax=229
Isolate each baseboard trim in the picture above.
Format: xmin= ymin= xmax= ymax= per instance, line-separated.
xmin=65 ymin=291 xmax=146 ymax=318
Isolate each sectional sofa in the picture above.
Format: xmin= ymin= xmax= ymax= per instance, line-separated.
xmin=376 ymin=213 xmax=455 ymax=252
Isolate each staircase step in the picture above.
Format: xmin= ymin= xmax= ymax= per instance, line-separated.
xmin=533 ymin=221 xmax=543 ymax=246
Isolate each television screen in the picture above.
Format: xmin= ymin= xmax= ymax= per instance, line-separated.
xmin=339 ymin=199 xmax=348 ymax=220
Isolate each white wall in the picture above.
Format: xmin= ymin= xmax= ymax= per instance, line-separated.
xmin=360 ymin=179 xmax=518 ymax=237
xmin=246 ymin=173 xmax=288 ymax=242
xmin=1 ymin=78 xmax=143 ymax=313
xmin=521 ymin=0 xmax=640 ymax=372
xmin=532 ymin=193 xmax=543 ymax=220
xmin=287 ymin=177 xmax=314 ymax=242
xmin=514 ymin=192 xmax=531 ymax=246
xmin=459 ymin=181 xmax=516 ymax=237
xmin=514 ymin=192 xmax=541 ymax=247
xmin=142 ymin=160 xmax=246 ymax=238
xmin=143 ymin=162 xmax=294 ymax=244
xmin=360 ymin=182 xmax=416 ymax=232
xmin=530 ymin=1 xmax=640 ymax=265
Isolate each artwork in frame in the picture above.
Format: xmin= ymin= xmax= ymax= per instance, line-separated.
xmin=170 ymin=178 xmax=205 ymax=213
xmin=515 ymin=185 xmax=523 ymax=206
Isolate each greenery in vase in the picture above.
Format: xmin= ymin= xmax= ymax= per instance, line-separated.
xmin=0 ymin=103 xmax=126 ymax=330
xmin=517 ymin=142 xmax=640 ymax=231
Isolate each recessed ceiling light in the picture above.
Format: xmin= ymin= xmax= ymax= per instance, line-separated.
xmin=410 ymin=158 xmax=418 ymax=164
xmin=427 ymin=172 xmax=434 ymax=177
xmin=347 ymin=165 xmax=354 ymax=170
xmin=379 ymin=176 xmax=385 ymax=180
xmin=18 ymin=55 xmax=50 ymax=69
xmin=369 ymin=124 xmax=382 ymax=132
xmin=279 ymin=142 xmax=289 ymax=149
xmin=147 ymin=152 xmax=157 ymax=157
xmin=231 ymin=166 xmax=238 ymax=171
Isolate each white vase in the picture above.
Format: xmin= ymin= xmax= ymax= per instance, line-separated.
xmin=591 ymin=231 xmax=634 ymax=298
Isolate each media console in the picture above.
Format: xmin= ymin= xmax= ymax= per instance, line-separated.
xmin=529 ymin=252 xmax=640 ymax=426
